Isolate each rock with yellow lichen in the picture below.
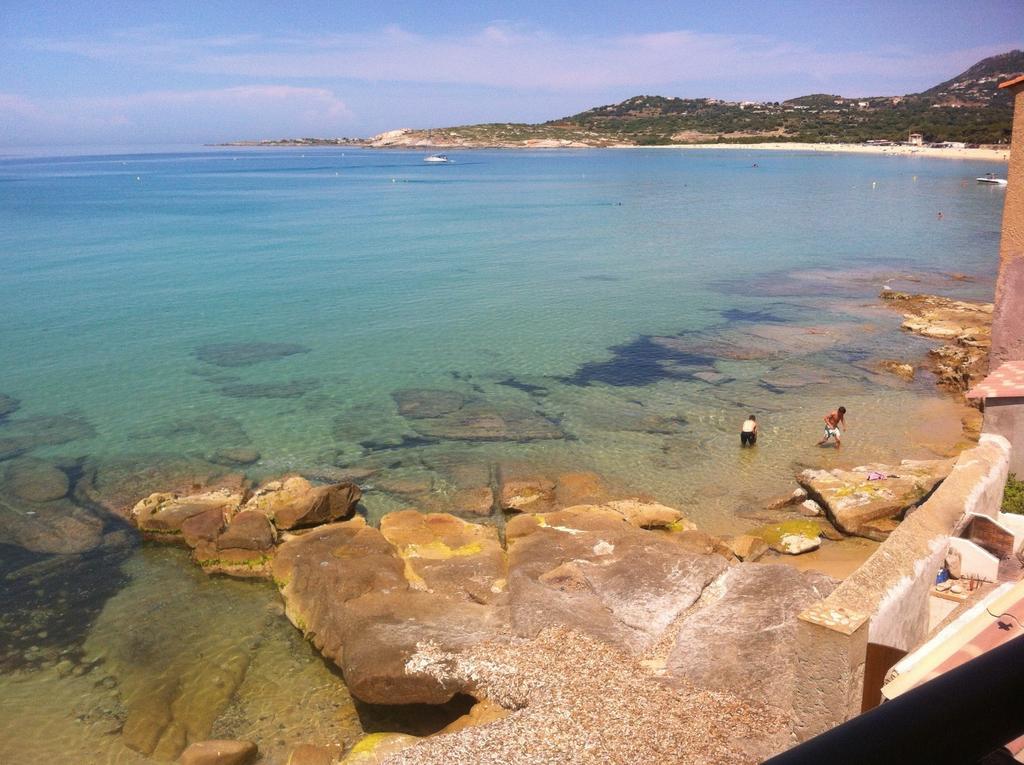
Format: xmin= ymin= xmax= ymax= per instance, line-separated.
xmin=797 ymin=458 xmax=955 ymax=539
xmin=339 ymin=733 xmax=419 ymax=764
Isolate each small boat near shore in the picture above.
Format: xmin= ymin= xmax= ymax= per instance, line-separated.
xmin=423 ymin=154 xmax=451 ymax=163
xmin=976 ymin=173 xmax=1008 ymax=185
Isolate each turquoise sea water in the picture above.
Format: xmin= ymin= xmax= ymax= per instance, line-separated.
xmin=0 ymin=148 xmax=1007 ymax=506
xmin=0 ymin=147 xmax=1009 ymax=762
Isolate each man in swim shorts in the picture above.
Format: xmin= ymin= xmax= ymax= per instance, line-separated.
xmin=818 ymin=406 xmax=846 ymax=449
xmin=741 ymin=414 xmax=758 ymax=447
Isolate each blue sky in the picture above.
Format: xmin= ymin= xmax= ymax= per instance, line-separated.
xmin=1 ymin=1 xmax=1021 ymax=146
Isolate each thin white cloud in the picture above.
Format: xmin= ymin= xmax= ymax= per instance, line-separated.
xmin=0 ymin=85 xmax=350 ymax=144
xmin=22 ymin=24 xmax=1024 ymax=96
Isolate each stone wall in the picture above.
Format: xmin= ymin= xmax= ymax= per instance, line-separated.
xmin=791 ymin=433 xmax=1011 ymax=740
xmin=991 ymin=82 xmax=1024 ymax=365
xmin=985 ymin=397 xmax=1024 ymax=476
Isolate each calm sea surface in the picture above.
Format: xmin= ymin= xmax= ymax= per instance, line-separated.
xmin=0 ymin=147 xmax=1008 ymax=762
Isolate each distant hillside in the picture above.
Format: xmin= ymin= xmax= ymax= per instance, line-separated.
xmin=227 ymin=51 xmax=1023 ymax=148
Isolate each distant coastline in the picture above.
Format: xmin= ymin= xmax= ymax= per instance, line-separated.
xmin=217 ymin=138 xmax=1009 ymax=163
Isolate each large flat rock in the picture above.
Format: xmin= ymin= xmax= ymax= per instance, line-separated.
xmin=506 ymin=507 xmax=727 ymax=653
xmin=272 ymin=518 xmax=506 ymax=705
xmin=797 ymin=458 xmax=955 ymax=538
xmin=666 ymin=563 xmax=838 ymax=712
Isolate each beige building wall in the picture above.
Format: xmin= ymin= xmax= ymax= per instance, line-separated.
xmin=991 ymin=81 xmax=1024 ymax=365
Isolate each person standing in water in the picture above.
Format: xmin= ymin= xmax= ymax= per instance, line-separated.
xmin=740 ymin=414 xmax=758 ymax=447
xmin=818 ymin=406 xmax=847 ymax=449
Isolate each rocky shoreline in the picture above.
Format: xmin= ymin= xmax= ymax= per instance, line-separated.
xmin=91 ymin=432 xmax=970 ymax=765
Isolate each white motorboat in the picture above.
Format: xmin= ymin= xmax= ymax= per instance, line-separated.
xmin=976 ymin=173 xmax=1008 ymax=185
xmin=423 ymin=154 xmax=450 ymax=163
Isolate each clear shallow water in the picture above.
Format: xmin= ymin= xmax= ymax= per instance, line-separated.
xmin=0 ymin=147 xmax=1008 ymax=762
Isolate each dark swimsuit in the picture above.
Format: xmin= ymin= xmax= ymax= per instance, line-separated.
xmin=741 ymin=431 xmax=756 ymax=446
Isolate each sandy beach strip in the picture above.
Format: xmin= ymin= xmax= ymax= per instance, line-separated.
xmin=641 ymin=142 xmax=1009 ymax=162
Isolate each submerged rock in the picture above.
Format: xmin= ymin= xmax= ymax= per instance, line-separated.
xmin=797 ymin=458 xmax=954 ymax=539
xmin=666 ymin=564 xmax=838 ymax=711
xmin=77 ymin=454 xmax=244 ymax=519
xmin=499 ymin=475 xmax=556 ymax=513
xmin=0 ymin=412 xmax=96 ymax=450
xmin=392 ymin=389 xmax=468 ymax=419
xmin=209 ymin=447 xmax=261 ymax=467
xmin=219 ymin=379 xmax=321 ymax=399
xmin=242 ymin=476 xmax=360 ymax=529
xmin=0 ymin=494 xmax=104 ymax=554
xmin=498 ymin=470 xmax=616 ymax=515
xmin=0 ymin=393 xmax=20 ymax=419
xmin=179 ymin=739 xmax=257 ymax=765
xmin=3 ymin=457 xmax=69 ymax=503
xmin=194 ymin=341 xmax=310 ymax=368
xmin=412 ymin=404 xmax=563 ymax=442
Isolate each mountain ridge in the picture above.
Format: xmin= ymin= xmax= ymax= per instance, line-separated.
xmin=226 ymin=50 xmax=1023 ymax=148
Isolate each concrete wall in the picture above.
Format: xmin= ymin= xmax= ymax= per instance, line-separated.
xmin=791 ymin=434 xmax=1010 ymax=740
xmin=984 ymin=396 xmax=1024 ymax=476
xmin=991 ymin=84 xmax=1024 ymax=365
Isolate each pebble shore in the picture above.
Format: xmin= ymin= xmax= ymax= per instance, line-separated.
xmin=387 ymin=627 xmax=787 ymax=765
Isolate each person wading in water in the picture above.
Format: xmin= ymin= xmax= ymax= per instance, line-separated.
xmin=817 ymin=406 xmax=847 ymax=449
xmin=740 ymin=414 xmax=758 ymax=447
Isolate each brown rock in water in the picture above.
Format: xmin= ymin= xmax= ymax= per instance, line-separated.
xmin=287 ymin=743 xmax=342 ymax=765
xmin=273 ymin=518 xmax=503 ymax=705
xmin=666 ymin=563 xmax=838 ymax=712
xmin=4 ymin=458 xmax=69 ymax=502
xmin=380 ymin=510 xmax=506 ymax=603
xmin=209 ymin=447 xmax=260 ymax=467
xmin=0 ymin=494 xmax=104 ymax=554
xmin=242 ymin=475 xmax=360 ymax=529
xmin=797 ymin=458 xmax=955 ymax=538
xmin=180 ymin=507 xmax=227 ymax=548
xmin=765 ymin=487 xmax=808 ymax=511
xmin=879 ymin=290 xmax=992 ymax=395
xmin=132 ymin=489 xmax=245 ymax=538
xmin=499 ymin=476 xmax=556 ymax=512
xmin=193 ymin=511 xmax=277 ymax=577
xmin=178 ymin=739 xmax=257 ymax=765
xmin=876 ymin=359 xmax=916 ymax=381
xmin=553 ymin=471 xmax=609 ymax=506
xmin=726 ymin=534 xmax=769 ymax=562
xmin=506 ymin=507 xmax=727 ymax=653
xmin=451 ymin=485 xmax=494 ymax=516
xmin=672 ymin=529 xmax=734 ymax=559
